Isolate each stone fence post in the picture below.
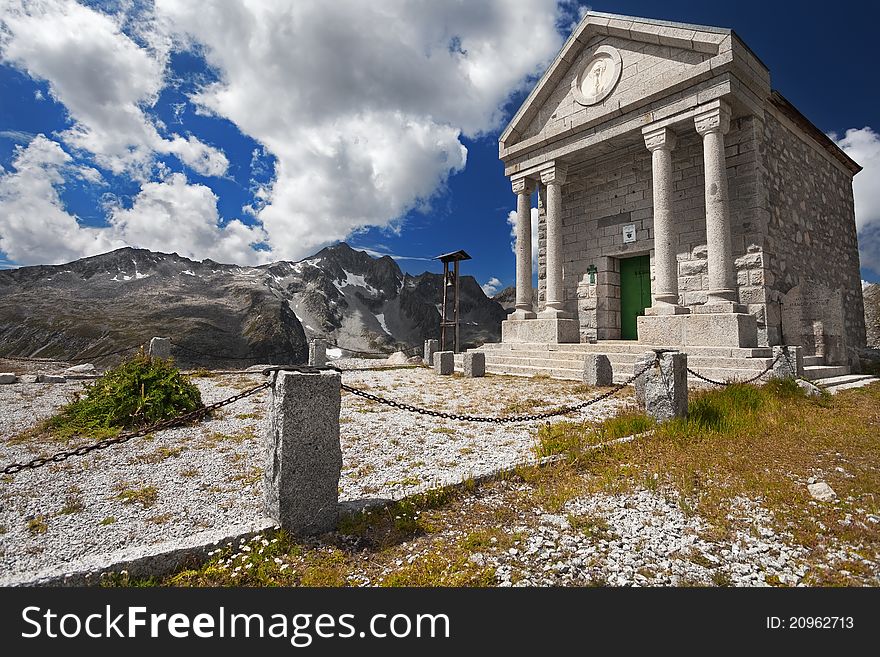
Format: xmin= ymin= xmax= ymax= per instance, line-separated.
xmin=309 ymin=339 xmax=327 ymax=367
xmin=424 ymin=339 xmax=439 ymax=366
xmin=636 ymin=350 xmax=688 ymax=421
xmin=264 ymin=370 xmax=341 ymax=535
xmin=463 ymin=352 xmax=485 ymax=378
xmin=434 ymin=351 xmax=454 ymax=375
xmin=771 ymin=345 xmax=803 ymax=379
xmin=583 ymin=354 xmax=613 ymax=386
xmin=148 ymin=337 xmax=171 ymax=359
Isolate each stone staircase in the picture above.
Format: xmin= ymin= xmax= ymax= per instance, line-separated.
xmin=452 ymin=341 xmax=870 ymax=387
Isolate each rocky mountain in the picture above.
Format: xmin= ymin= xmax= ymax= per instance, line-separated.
xmin=0 ymin=243 xmax=506 ymax=365
xmin=865 ymin=282 xmax=879 ymax=348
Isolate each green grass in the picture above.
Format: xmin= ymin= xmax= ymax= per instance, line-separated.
xmin=114 ymin=485 xmax=159 ymax=507
xmin=535 ymin=410 xmax=656 ymax=459
xmin=44 ymin=352 xmax=203 ymax=440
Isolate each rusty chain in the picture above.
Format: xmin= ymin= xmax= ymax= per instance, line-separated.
xmin=334 ymin=359 xmax=656 ymax=423
xmin=2 ymin=381 xmax=270 ymax=476
xmin=686 ymin=351 xmax=784 ymax=387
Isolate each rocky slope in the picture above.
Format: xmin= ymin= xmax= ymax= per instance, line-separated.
xmin=864 ymin=282 xmax=879 ymax=348
xmin=0 ymin=244 xmax=505 ymax=364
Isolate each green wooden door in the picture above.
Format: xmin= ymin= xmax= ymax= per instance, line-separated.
xmin=620 ymin=255 xmax=652 ymax=340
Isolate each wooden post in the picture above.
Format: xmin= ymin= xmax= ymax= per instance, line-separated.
xmin=454 ymin=259 xmax=461 ymax=353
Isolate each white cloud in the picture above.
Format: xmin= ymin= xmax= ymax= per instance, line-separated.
xmin=0 ymin=136 xmax=266 ymax=266
xmin=507 ymin=206 xmax=540 ymax=271
xmin=481 ymin=276 xmax=503 ymax=296
xmin=834 ymin=127 xmax=880 ymax=275
xmin=108 ymin=172 xmax=268 ymax=264
xmin=0 ymin=0 xmax=227 ymax=179
xmin=0 ymin=135 xmax=121 ymax=264
xmin=0 ymin=0 xmax=569 ymax=265
xmin=154 ymin=0 xmax=565 ymax=261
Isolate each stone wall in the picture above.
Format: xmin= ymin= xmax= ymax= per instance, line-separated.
xmin=540 ymin=115 xmax=768 ymax=342
xmin=760 ymin=108 xmax=866 ymax=363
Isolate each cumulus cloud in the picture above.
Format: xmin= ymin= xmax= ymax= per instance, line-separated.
xmin=108 ymin=172 xmax=268 ymax=264
xmin=155 ymin=0 xmax=565 ymax=260
xmin=0 ymin=0 xmax=569 ymax=265
xmin=0 ymin=135 xmax=121 ymax=264
xmin=481 ymin=277 xmax=503 ymax=296
xmin=833 ymin=127 xmax=880 ymax=275
xmin=0 ymin=136 xmax=266 ymax=265
xmin=0 ymin=0 xmax=227 ymax=179
xmin=507 ymin=206 xmax=540 ymax=271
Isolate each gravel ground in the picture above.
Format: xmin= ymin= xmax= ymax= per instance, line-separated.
xmin=0 ymin=361 xmax=630 ymax=583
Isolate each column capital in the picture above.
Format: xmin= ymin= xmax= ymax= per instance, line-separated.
xmin=539 ymin=162 xmax=568 ymax=186
xmin=643 ymin=126 xmax=677 ymax=152
xmin=694 ymin=102 xmax=731 ymax=136
xmin=511 ymin=176 xmax=536 ymax=195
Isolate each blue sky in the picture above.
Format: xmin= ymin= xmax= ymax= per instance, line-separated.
xmin=1 ymin=0 xmax=878 ymax=294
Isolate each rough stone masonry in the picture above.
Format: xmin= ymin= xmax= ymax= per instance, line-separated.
xmin=498 ymin=11 xmax=865 ymax=368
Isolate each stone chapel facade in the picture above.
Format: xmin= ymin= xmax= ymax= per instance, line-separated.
xmin=501 ymin=12 xmax=866 ymax=367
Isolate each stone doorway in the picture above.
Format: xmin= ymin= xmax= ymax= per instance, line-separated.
xmin=620 ymin=255 xmax=651 ymax=340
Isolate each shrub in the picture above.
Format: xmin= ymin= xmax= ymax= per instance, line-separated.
xmin=46 ymin=352 xmax=203 ymax=439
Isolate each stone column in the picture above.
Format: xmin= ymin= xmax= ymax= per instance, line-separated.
xmin=539 ymin=163 xmax=569 ymax=318
xmin=511 ymin=177 xmax=537 ymax=319
xmin=643 ymin=126 xmax=687 ymax=314
xmin=695 ymin=102 xmax=736 ymax=306
xmin=264 ymin=370 xmax=341 ymax=535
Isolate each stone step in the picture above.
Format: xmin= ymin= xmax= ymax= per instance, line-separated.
xmin=473 ymin=352 xmax=774 ymax=372
xmin=477 ymin=342 xmax=773 ymax=358
xmin=811 ymin=374 xmax=879 ymax=393
xmin=803 ymin=365 xmax=850 ymax=380
xmin=464 ymin=361 xmax=780 ymax=386
xmin=802 ymin=355 xmax=825 ymax=367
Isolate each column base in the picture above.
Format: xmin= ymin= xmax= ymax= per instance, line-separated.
xmin=690 ymin=301 xmax=748 ymax=314
xmin=509 ymin=309 xmax=537 ymax=320
xmin=538 ymin=307 xmax=571 ymax=319
xmin=502 ymin=318 xmax=580 ymax=344
xmin=645 ymin=304 xmax=691 ymax=316
xmin=637 ymin=311 xmax=757 ymax=348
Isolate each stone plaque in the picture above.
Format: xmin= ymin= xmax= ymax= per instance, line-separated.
xmin=780 ymin=282 xmax=847 ymax=363
xmin=622 ymin=223 xmax=636 ymax=243
xmin=572 ymin=45 xmax=622 ymax=106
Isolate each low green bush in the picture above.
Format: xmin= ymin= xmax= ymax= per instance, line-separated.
xmin=46 ymin=352 xmax=203 ymax=440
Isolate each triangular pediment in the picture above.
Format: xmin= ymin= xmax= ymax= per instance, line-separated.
xmin=500 ymin=12 xmax=768 ymax=159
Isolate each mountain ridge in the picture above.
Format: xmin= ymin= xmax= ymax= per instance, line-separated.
xmin=0 ymin=243 xmax=506 ymax=364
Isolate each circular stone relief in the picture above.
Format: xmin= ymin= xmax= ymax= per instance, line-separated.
xmin=572 ymin=45 xmax=622 ymax=106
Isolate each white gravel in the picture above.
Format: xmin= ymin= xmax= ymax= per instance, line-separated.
xmin=0 ymin=363 xmax=630 ymax=583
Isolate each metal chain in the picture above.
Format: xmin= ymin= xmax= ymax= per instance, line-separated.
xmin=338 ymin=360 xmax=655 ymax=423
xmin=2 ymin=381 xmax=270 ymax=476
xmin=686 ymin=351 xmax=784 ymax=387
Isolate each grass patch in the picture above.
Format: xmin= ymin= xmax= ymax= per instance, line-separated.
xmin=59 ymin=493 xmax=85 ymax=515
xmin=534 ymin=410 xmax=655 ymax=459
xmin=99 ymin=516 xmax=116 ymax=525
xmin=43 ymin=352 xmax=202 ymax=441
xmin=27 ymin=515 xmax=48 ymax=534
xmin=114 ymin=485 xmax=158 ymax=507
xmin=502 ymin=398 xmax=550 ymax=415
xmin=188 ymin=368 xmax=216 ymax=378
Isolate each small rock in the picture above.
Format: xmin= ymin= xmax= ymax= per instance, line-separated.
xmin=807 ymin=477 xmax=816 ymax=485
xmin=468 ymin=553 xmax=486 ymax=567
xmin=0 ymin=372 xmax=18 ymax=384
xmin=406 ymin=355 xmax=423 ymax=365
xmin=807 ymin=482 xmax=837 ymax=502
xmin=36 ymin=374 xmax=66 ymax=384
xmin=796 ymin=379 xmax=823 ymax=398
xmin=64 ymin=363 xmax=95 ymax=374
xmin=385 ymin=351 xmax=409 ymax=365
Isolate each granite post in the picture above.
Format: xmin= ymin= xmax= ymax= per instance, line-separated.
xmin=424 ymin=339 xmax=439 ymax=366
xmin=463 ymin=352 xmax=485 ymax=378
xmin=308 ymin=339 xmax=327 ymax=367
xmin=583 ymin=354 xmax=613 ymax=386
xmin=771 ymin=345 xmax=803 ymax=379
xmin=434 ymin=351 xmax=454 ymax=375
xmin=148 ymin=337 xmax=171 ymax=359
xmin=264 ymin=370 xmax=342 ymax=535
xmin=638 ymin=350 xmax=688 ymax=421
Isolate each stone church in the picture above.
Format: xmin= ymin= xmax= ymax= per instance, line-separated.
xmin=499 ymin=11 xmax=866 ymax=376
